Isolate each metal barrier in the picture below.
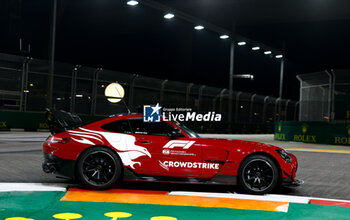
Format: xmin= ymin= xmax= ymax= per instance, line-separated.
xmin=297 ymin=69 xmax=350 ymax=122
xmin=0 ymin=53 xmax=297 ymax=123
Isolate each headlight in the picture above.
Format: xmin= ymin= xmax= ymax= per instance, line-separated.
xmin=276 ymin=149 xmax=292 ymax=163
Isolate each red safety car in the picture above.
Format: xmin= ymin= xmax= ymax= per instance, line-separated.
xmin=42 ymin=109 xmax=302 ymax=194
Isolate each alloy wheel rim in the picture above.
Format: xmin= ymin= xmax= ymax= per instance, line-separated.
xmin=242 ymin=159 xmax=274 ymax=192
xmin=82 ymin=151 xmax=116 ymax=185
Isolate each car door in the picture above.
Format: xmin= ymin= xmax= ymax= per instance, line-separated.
xmin=128 ymin=118 xmax=202 ymax=177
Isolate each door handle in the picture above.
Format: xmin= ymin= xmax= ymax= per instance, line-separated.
xmin=136 ymin=140 xmax=151 ymax=144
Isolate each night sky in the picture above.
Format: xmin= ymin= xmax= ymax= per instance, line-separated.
xmin=1 ymin=0 xmax=350 ymax=100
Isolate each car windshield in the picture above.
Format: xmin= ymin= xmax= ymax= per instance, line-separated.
xmin=173 ymin=121 xmax=200 ymax=138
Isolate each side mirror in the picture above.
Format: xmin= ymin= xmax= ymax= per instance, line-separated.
xmin=169 ymin=128 xmax=184 ymax=139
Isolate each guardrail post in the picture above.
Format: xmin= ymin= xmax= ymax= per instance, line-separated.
xmin=160 ymin=80 xmax=168 ymax=105
xmin=249 ymin=94 xmax=256 ymax=123
xmin=70 ymin=65 xmax=79 ymax=113
xmin=185 ymin=83 xmax=193 ymax=108
xmin=219 ymin=89 xmax=227 ymax=114
xmin=20 ymin=57 xmax=31 ymax=112
xmin=285 ymin=99 xmax=291 ymax=121
xmin=90 ymin=68 xmax=102 ymax=115
xmin=294 ymin=101 xmax=299 ymax=121
xmin=234 ymin=91 xmax=242 ymax=123
xmin=128 ymin=74 xmax=138 ymax=109
xmin=198 ymin=85 xmax=206 ymax=112
xmin=262 ymin=96 xmax=269 ymax=123
xmin=274 ymin=98 xmax=281 ymax=122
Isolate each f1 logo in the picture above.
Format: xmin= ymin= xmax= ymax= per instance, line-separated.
xmin=143 ymin=103 xmax=161 ymax=122
xmin=163 ymin=140 xmax=196 ymax=149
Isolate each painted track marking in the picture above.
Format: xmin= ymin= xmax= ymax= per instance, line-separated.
xmin=286 ymin=148 xmax=350 ymax=154
xmin=61 ymin=188 xmax=289 ymax=212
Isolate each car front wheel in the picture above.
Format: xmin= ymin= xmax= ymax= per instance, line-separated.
xmin=76 ymin=147 xmax=122 ymax=190
xmin=238 ymin=154 xmax=279 ymax=194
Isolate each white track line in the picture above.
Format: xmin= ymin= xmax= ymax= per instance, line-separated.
xmin=0 ymin=183 xmax=69 ymax=192
xmin=168 ymin=191 xmax=350 ymax=204
xmin=2 ymin=183 xmax=350 ymax=205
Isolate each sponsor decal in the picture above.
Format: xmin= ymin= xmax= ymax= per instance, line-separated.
xmin=334 ymin=137 xmax=350 ymax=145
xmin=301 ymin=123 xmax=308 ymax=133
xmin=162 ymin=149 xmax=196 ymax=156
xmin=160 ymin=161 xmax=219 ymax=170
xmin=278 ymin=123 xmax=282 ymax=132
xmin=275 ymin=133 xmax=286 ymax=141
xmin=0 ymin=121 xmax=7 ymax=128
xmin=159 ymin=160 xmax=169 ymax=171
xmin=68 ymin=128 xmax=151 ymax=169
xmin=163 ymin=140 xmax=195 ymax=149
xmin=143 ymin=103 xmax=161 ymax=122
xmin=39 ymin=122 xmax=49 ymax=129
xmin=293 ymin=134 xmax=316 ymax=143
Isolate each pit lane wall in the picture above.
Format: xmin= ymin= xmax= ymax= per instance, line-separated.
xmin=274 ymin=121 xmax=350 ymax=146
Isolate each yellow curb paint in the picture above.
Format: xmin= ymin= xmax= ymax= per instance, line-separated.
xmin=53 ymin=213 xmax=82 ymax=220
xmin=104 ymin=212 xmax=132 ymax=220
xmin=61 ymin=191 xmax=289 ymax=212
xmin=286 ymin=148 xmax=350 ymax=154
xmin=5 ymin=218 xmax=34 ymax=220
xmin=151 ymin=217 xmax=177 ymax=220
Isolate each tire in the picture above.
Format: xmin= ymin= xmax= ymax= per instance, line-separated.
xmin=238 ymin=154 xmax=279 ymax=194
xmin=76 ymin=146 xmax=122 ymax=190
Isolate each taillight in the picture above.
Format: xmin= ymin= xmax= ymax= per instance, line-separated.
xmin=46 ymin=136 xmax=70 ymax=144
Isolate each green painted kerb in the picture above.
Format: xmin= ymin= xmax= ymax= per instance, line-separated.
xmin=2 ymin=191 xmax=350 ymax=220
xmin=275 ymin=121 xmax=350 ymax=146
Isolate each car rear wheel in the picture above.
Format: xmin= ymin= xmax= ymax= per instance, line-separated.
xmin=238 ymin=154 xmax=279 ymax=194
xmin=76 ymin=147 xmax=122 ymax=190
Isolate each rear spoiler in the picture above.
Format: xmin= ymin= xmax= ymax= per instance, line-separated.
xmin=45 ymin=108 xmax=82 ymax=134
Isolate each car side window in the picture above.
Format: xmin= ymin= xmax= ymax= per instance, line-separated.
xmin=101 ymin=120 xmax=132 ymax=133
xmin=129 ymin=119 xmax=174 ymax=136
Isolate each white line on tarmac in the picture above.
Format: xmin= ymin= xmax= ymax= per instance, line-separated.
xmin=0 ymin=183 xmax=69 ymax=192
xmin=168 ymin=191 xmax=350 ymax=205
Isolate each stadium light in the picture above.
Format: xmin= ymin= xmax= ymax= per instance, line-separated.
xmin=220 ymin=35 xmax=229 ymax=39
xmin=264 ymin=51 xmax=272 ymax=55
xmin=237 ymin=41 xmax=246 ymax=46
xmin=194 ymin=25 xmax=204 ymax=30
xmin=252 ymin=46 xmax=260 ymax=51
xmin=127 ymin=0 xmax=138 ymax=6
xmin=164 ymin=13 xmax=175 ymax=19
xmin=276 ymin=54 xmax=283 ymax=59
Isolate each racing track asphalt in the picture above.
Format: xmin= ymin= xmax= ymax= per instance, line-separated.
xmin=1 ymin=132 xmax=350 ymax=200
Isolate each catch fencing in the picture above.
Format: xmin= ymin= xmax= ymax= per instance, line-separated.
xmin=297 ymin=69 xmax=350 ymax=122
xmin=0 ymin=53 xmax=297 ymax=124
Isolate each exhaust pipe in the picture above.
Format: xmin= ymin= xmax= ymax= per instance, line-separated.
xmin=42 ymin=162 xmax=57 ymax=173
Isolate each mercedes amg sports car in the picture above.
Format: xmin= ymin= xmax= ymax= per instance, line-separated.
xmin=42 ymin=109 xmax=302 ymax=194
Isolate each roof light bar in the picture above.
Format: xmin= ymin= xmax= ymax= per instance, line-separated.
xmin=164 ymin=13 xmax=175 ymax=19
xmin=127 ymin=0 xmax=138 ymax=6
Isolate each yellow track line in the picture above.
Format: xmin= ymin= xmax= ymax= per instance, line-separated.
xmin=61 ymin=190 xmax=289 ymax=212
xmin=286 ymin=148 xmax=350 ymax=154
